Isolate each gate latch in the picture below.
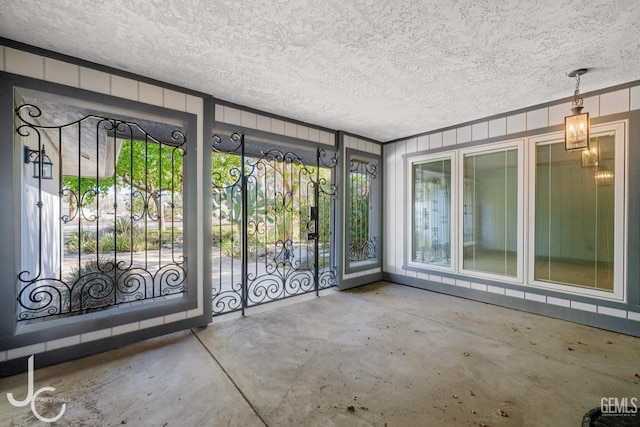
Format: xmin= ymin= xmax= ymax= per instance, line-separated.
xmin=308 ymin=206 xmax=318 ymax=241
xmin=309 ymin=206 xmax=318 ymax=220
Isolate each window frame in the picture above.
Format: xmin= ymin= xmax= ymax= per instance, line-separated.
xmin=456 ymin=140 xmax=525 ymax=284
xmin=0 ymin=72 xmax=203 ymax=344
xmin=344 ymin=148 xmax=382 ymax=274
xmin=405 ymin=152 xmax=457 ymax=273
xmin=526 ymin=121 xmax=627 ymax=301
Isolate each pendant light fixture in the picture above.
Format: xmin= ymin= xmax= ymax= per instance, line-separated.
xmin=565 ymin=68 xmax=590 ymax=152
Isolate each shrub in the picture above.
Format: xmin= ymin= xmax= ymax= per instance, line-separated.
xmin=66 ymin=230 xmax=93 ymax=253
xmin=112 ymin=217 xmax=134 ymax=235
xmin=66 ymin=219 xmax=183 ymax=255
xmin=81 ymin=237 xmax=98 ymax=254
xmin=63 ymin=257 xmax=131 ymax=313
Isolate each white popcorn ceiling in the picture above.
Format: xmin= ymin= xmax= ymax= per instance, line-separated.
xmin=1 ymin=0 xmax=639 ymax=142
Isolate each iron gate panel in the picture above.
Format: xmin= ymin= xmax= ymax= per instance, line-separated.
xmin=211 ymin=133 xmax=244 ymax=314
xmin=348 ymin=158 xmax=378 ymax=262
xmin=14 ymin=101 xmax=187 ymax=322
xmin=211 ymin=133 xmax=337 ymax=316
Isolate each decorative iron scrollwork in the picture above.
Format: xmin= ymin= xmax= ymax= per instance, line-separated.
xmin=15 ymin=103 xmax=187 ymax=321
xmin=211 ymin=132 xmax=338 ymax=316
xmin=348 ymin=157 xmax=378 ymax=262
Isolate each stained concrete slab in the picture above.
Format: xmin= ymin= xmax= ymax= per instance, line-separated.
xmin=1 ymin=281 xmax=639 ymax=426
xmin=198 ymin=282 xmax=640 ymax=426
xmin=0 ymin=330 xmax=264 ymax=427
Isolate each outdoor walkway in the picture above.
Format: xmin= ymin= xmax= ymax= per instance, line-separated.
xmin=1 ymin=281 xmax=639 ymax=426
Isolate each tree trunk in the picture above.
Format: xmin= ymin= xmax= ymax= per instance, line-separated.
xmin=119 ymin=174 xmax=166 ymax=234
xmin=68 ymin=202 xmax=77 ymax=221
xmin=152 ymin=194 xmax=165 ymax=234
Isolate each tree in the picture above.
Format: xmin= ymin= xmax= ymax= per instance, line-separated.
xmin=212 ymin=153 xmax=242 ymax=186
xmin=115 ymin=139 xmax=184 ymax=232
xmin=61 ymin=139 xmax=183 ymax=234
xmin=212 ymin=153 xmax=270 ymax=242
xmin=62 ymin=177 xmax=113 ymax=221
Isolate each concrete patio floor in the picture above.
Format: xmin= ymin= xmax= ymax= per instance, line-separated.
xmin=2 ymin=281 xmax=639 ymax=426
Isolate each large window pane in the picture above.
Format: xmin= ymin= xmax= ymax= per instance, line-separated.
xmin=345 ymin=149 xmax=380 ymax=273
xmin=534 ymin=134 xmax=615 ymax=290
xmin=412 ymin=159 xmax=451 ymax=266
xmin=15 ymin=87 xmax=188 ymax=323
xmin=463 ymin=149 xmax=518 ymax=276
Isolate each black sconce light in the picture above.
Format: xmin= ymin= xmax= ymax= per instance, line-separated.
xmin=24 ymin=144 xmax=53 ymax=180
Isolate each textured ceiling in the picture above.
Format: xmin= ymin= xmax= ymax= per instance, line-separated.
xmin=1 ymin=0 xmax=639 ymax=142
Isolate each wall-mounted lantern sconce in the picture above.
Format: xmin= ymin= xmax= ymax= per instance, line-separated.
xmin=24 ymin=144 xmax=53 ymax=180
xmin=565 ymin=68 xmax=590 ymax=152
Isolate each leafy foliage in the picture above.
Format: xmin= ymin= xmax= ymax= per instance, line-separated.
xmin=66 ymin=230 xmax=93 ymax=253
xmin=62 ymin=177 xmax=113 ymax=204
xmin=66 ymin=219 xmax=182 ymax=254
xmin=115 ymin=139 xmax=183 ymax=195
xmin=349 ymin=171 xmax=371 ymax=248
xmin=62 ymin=176 xmax=113 ymax=220
xmin=212 ymin=154 xmax=242 ymax=186
xmin=115 ymin=139 xmax=184 ymax=231
xmin=211 ymin=153 xmax=335 ymax=261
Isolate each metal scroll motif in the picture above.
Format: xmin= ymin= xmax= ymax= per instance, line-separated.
xmin=348 ymin=159 xmax=377 ymax=262
xmin=421 ymin=178 xmax=450 ymax=263
xmin=349 ymin=237 xmax=377 ymax=262
xmin=211 ymin=133 xmax=337 ymax=316
xmin=211 ymin=133 xmax=244 ymax=315
xmin=16 ymin=104 xmax=186 ymax=321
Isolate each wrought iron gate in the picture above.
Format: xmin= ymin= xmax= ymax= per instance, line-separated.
xmin=14 ymin=100 xmax=188 ymax=322
xmin=211 ymin=133 xmax=337 ymax=316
